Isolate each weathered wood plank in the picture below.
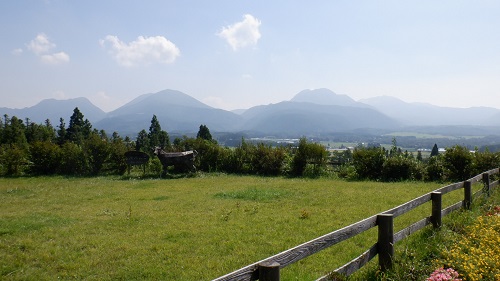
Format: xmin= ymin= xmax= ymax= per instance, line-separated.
xmin=212 ymin=215 xmax=378 ymax=281
xmin=492 ymin=180 xmax=499 ymax=188
xmin=383 ymin=193 xmax=431 ymax=218
xmin=315 ymin=243 xmax=378 ymax=280
xmin=441 ymin=201 xmax=463 ymax=217
xmin=435 ymin=182 xmax=463 ymax=195
xmin=486 ymin=168 xmax=500 ymax=175
xmin=394 ymin=217 xmax=430 ymax=243
xmin=467 ymin=174 xmax=483 ymax=185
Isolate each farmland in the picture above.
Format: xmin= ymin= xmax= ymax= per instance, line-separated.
xmin=1 ymin=175 xmax=472 ymax=280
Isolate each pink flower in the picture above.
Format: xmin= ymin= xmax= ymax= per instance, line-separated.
xmin=427 ymin=267 xmax=462 ymax=281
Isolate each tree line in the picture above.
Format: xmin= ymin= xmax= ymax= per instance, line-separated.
xmin=1 ymin=107 xmax=499 ymax=181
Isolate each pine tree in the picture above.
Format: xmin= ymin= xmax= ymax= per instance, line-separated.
xmin=197 ymin=124 xmax=212 ymax=141
xmin=147 ymin=115 xmax=169 ymax=150
xmin=430 ymin=143 xmax=439 ymax=157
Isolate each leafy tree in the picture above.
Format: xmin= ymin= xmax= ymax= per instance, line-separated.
xmin=83 ymin=132 xmax=110 ymax=175
xmin=442 ymin=145 xmax=473 ymax=181
xmin=135 ymin=129 xmax=149 ymax=153
xmin=290 ymin=138 xmax=327 ymax=177
xmin=1 ymin=115 xmax=28 ymax=148
xmin=352 ymin=147 xmax=386 ymax=180
xmin=382 ymin=156 xmax=417 ymax=181
xmin=25 ymin=120 xmax=57 ymax=143
xmin=29 ymin=141 xmax=61 ymax=175
xmin=472 ymin=148 xmax=499 ymax=175
xmin=426 ymin=155 xmax=444 ymax=181
xmin=197 ymin=124 xmax=213 ymax=141
xmin=107 ymin=132 xmax=129 ymax=175
xmin=59 ymin=142 xmax=88 ymax=175
xmin=0 ymin=144 xmax=29 ymax=176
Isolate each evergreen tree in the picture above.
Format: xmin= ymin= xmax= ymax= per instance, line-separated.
xmin=430 ymin=143 xmax=439 ymax=157
xmin=417 ymin=150 xmax=423 ymax=162
xmin=2 ymin=116 xmax=28 ymax=148
xmin=67 ymin=107 xmax=86 ymax=144
xmin=136 ymin=129 xmax=149 ymax=152
xmin=197 ymin=124 xmax=212 ymax=141
xmin=57 ymin=118 xmax=67 ymax=145
xmin=147 ymin=115 xmax=169 ymax=150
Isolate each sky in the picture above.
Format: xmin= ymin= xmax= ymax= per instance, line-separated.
xmin=1 ymin=1 xmax=500 ymax=112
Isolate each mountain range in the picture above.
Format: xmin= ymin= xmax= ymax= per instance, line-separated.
xmin=2 ymin=88 xmax=500 ymax=137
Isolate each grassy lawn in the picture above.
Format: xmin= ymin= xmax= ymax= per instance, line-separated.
xmin=0 ymin=175 xmax=478 ymax=280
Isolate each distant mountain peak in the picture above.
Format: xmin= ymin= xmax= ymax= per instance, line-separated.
xmin=290 ymin=88 xmax=363 ymax=107
xmin=118 ymin=89 xmax=213 ymax=112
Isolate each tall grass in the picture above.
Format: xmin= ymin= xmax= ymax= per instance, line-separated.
xmin=0 ymin=175 xmax=469 ymax=280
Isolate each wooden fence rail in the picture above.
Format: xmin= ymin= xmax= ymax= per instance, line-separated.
xmin=213 ymin=168 xmax=499 ymax=281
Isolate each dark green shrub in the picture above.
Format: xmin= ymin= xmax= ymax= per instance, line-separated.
xmin=442 ymin=145 xmax=473 ymax=181
xmin=352 ymin=147 xmax=385 ymax=180
xmin=382 ymin=156 xmax=417 ymax=181
xmin=29 ymin=141 xmax=61 ymax=175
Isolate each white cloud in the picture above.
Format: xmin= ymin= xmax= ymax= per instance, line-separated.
xmin=40 ymin=52 xmax=70 ymax=64
xmin=100 ymin=35 xmax=180 ymax=67
xmin=217 ymin=14 xmax=262 ymax=51
xmin=27 ymin=33 xmax=56 ymax=55
xmin=26 ymin=33 xmax=69 ymax=64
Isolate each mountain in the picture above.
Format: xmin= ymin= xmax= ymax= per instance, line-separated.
xmin=290 ymin=88 xmax=370 ymax=108
xmin=95 ymin=89 xmax=243 ymax=136
xmin=0 ymin=97 xmax=106 ymax=124
xmin=240 ymin=101 xmax=400 ymax=135
xmin=360 ymin=96 xmax=500 ymax=126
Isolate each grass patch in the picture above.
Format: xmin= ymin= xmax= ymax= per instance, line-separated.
xmin=214 ymin=187 xmax=290 ymax=202
xmin=0 ymin=175 xmax=470 ymax=280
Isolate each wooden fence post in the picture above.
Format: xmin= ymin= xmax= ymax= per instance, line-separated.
xmin=482 ymin=173 xmax=490 ymax=197
xmin=464 ymin=181 xmax=472 ymax=210
xmin=377 ymin=214 xmax=394 ymax=271
xmin=258 ymin=261 xmax=280 ymax=281
xmin=431 ymin=192 xmax=442 ymax=228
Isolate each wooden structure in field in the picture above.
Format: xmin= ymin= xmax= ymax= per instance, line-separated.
xmin=153 ymin=147 xmax=197 ymax=174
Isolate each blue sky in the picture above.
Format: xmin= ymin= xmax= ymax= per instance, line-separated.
xmin=1 ymin=1 xmax=500 ymax=112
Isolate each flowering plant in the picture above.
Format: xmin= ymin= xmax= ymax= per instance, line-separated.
xmin=485 ymin=205 xmax=500 ymax=216
xmin=426 ymin=267 xmax=461 ymax=281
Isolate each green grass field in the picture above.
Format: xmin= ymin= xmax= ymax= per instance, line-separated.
xmin=0 ymin=175 xmax=479 ymax=280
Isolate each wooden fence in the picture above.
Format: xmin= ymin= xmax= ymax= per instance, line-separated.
xmin=213 ymin=168 xmax=500 ymax=281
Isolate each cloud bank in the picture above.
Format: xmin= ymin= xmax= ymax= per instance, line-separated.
xmin=100 ymin=35 xmax=180 ymax=67
xmin=26 ymin=33 xmax=69 ymax=64
xmin=217 ymin=14 xmax=262 ymax=51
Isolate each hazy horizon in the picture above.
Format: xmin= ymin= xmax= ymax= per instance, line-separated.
xmin=2 ymin=1 xmax=500 ymax=112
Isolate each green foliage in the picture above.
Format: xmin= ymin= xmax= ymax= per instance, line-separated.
xmin=291 ymin=137 xmax=328 ymax=177
xmin=59 ymin=142 xmax=88 ymax=175
xmin=471 ymin=149 xmax=499 ymax=175
xmin=430 ymin=143 xmax=439 ymax=157
xmin=0 ymin=144 xmax=29 ymax=176
xmin=148 ymin=115 xmax=170 ymax=151
xmin=381 ymin=156 xmax=417 ymax=181
xmin=442 ymin=145 xmax=473 ymax=181
xmin=66 ymin=107 xmax=92 ymax=144
xmin=83 ymin=132 xmax=110 ymax=175
xmin=352 ymin=147 xmax=385 ymax=180
xmin=29 ymin=141 xmax=61 ymax=175
xmin=197 ymin=124 xmax=212 ymax=141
